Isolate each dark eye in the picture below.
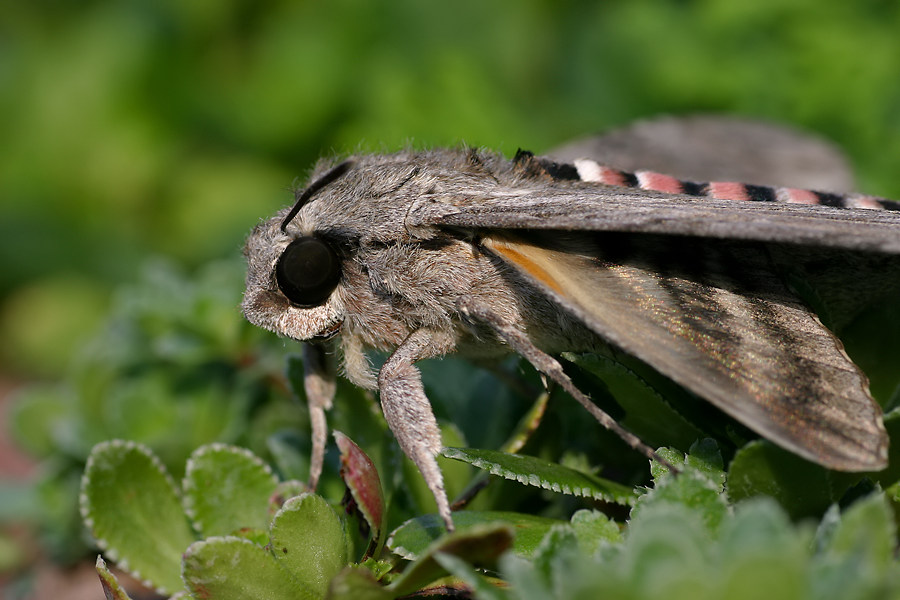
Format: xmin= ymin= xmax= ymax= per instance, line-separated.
xmin=275 ymin=237 xmax=342 ymax=307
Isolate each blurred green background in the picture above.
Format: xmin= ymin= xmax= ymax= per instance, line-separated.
xmin=2 ymin=0 xmax=900 ymax=592
xmin=2 ymin=0 xmax=900 ymax=379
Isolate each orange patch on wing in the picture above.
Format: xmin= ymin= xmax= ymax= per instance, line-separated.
xmin=487 ymin=240 xmax=565 ymax=294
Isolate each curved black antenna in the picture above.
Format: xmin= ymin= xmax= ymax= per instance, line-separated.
xmin=280 ymin=160 xmax=353 ymax=233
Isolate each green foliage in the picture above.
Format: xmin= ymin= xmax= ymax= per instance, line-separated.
xmin=12 ymin=252 xmax=900 ymax=596
xmin=80 ymin=433 xmax=900 ymax=599
xmin=727 ymin=440 xmax=834 ymax=519
xmin=7 ymin=258 xmax=295 ymax=561
xmin=80 ymin=438 xmax=515 ymax=599
xmin=448 ymin=445 xmax=900 ymax=599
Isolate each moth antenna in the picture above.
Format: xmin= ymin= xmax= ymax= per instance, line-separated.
xmin=281 ymin=160 xmax=354 ymax=232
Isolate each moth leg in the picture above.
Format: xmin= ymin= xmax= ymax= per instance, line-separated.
xmin=302 ymin=342 xmax=336 ymax=490
xmin=379 ymin=328 xmax=455 ymax=531
xmin=456 ymin=296 xmax=678 ymax=472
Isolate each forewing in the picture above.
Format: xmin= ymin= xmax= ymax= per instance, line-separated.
xmin=410 ymin=186 xmax=900 ymax=253
xmin=544 ymin=115 xmax=856 ymax=192
xmin=482 ymin=232 xmax=888 ymax=471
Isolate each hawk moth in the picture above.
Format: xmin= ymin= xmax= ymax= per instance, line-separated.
xmin=242 ymin=115 xmax=900 ymax=530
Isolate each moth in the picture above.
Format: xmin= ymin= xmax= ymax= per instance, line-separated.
xmin=242 ymin=115 xmax=900 ymax=530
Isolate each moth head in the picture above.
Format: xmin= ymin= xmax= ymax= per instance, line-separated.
xmin=242 ymin=151 xmax=465 ymax=342
xmin=241 ymin=161 xmax=354 ymax=341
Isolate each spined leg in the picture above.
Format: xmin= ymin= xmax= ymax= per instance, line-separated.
xmin=456 ymin=296 xmax=678 ymax=472
xmin=379 ymin=328 xmax=456 ymax=531
xmin=302 ymin=342 xmax=336 ymax=490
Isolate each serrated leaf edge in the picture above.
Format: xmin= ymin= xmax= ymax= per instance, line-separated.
xmin=385 ymin=514 xmax=448 ymax=561
xmin=271 ymin=492 xmax=315 ymax=520
xmin=443 ymin=448 xmax=635 ymax=505
xmin=182 ymin=442 xmax=279 ymax=532
xmin=269 ymin=492 xmax=345 ymax=553
xmin=79 ymin=439 xmax=183 ymax=596
xmin=385 ymin=538 xmax=419 ymax=561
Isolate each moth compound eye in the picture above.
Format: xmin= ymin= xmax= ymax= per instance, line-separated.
xmin=275 ymin=237 xmax=342 ymax=307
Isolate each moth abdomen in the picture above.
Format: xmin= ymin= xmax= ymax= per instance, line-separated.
xmin=572 ymin=159 xmax=900 ymax=211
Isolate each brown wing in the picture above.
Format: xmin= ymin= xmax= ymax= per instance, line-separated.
xmin=482 ymin=231 xmax=888 ymax=471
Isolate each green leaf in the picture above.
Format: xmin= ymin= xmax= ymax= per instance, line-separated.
xmin=683 ymin=439 xmax=726 ymax=488
xmin=326 ymin=567 xmax=392 ymax=600
xmin=532 ymin=526 xmax=580 ymax=586
xmin=823 ymin=493 xmax=895 ymax=575
xmin=442 ymin=447 xmax=636 ymax=505
xmin=564 ymin=352 xmax=702 ymax=449
xmin=358 ymin=557 xmax=394 ymax=581
xmin=633 ymin=469 xmax=729 ymax=535
xmin=811 ymin=496 xmax=899 ymax=600
xmin=387 ymin=523 xmax=513 ymax=597
xmin=182 ymin=536 xmax=315 ymax=600
xmin=269 ymin=494 xmax=348 ymax=597
xmin=450 ymin=390 xmax=552 ymax=512
xmin=432 ymin=552 xmax=508 ymax=600
xmin=716 ymin=500 xmax=811 ymax=600
xmin=726 ymin=440 xmax=833 ymax=518
xmin=498 ymin=553 xmax=551 ymax=600
xmin=389 ymin=510 xmax=563 ymax=559
xmin=718 ymin=498 xmax=807 ymax=561
xmin=650 ymin=446 xmax=686 ymax=480
xmin=619 ymin=501 xmax=714 ymax=593
xmin=80 ymin=440 xmax=195 ymax=595
xmin=650 ymin=440 xmax=725 ymax=489
xmin=95 ymin=555 xmax=135 ymax=600
xmin=183 ymin=443 xmax=280 ymax=538
xmin=570 ymin=510 xmax=622 ymax=553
